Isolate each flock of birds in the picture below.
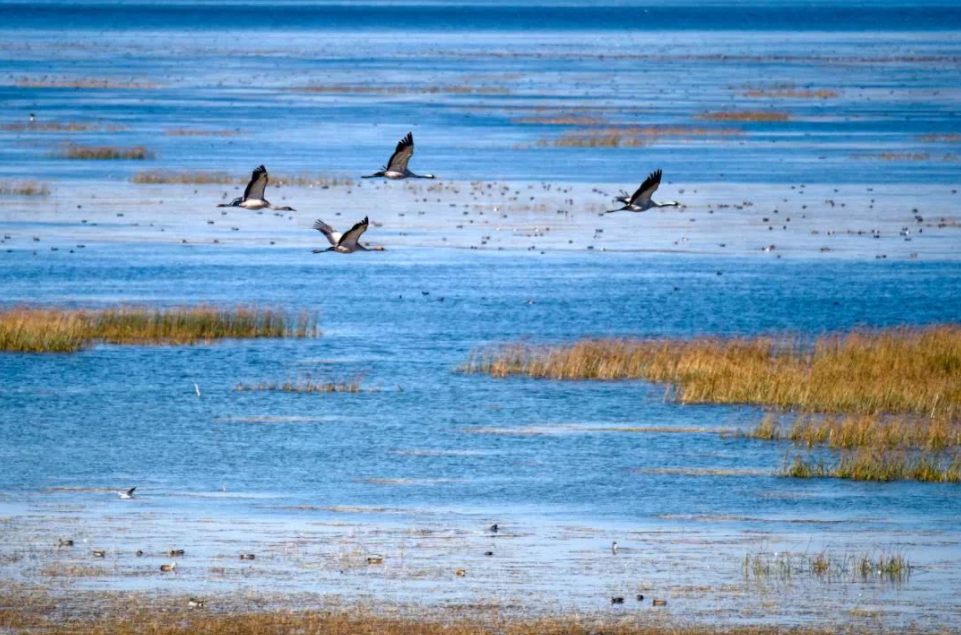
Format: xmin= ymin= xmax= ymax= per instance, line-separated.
xmin=216 ymin=131 xmax=678 ymax=254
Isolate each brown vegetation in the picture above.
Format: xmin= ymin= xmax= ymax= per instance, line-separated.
xmin=61 ymin=145 xmax=153 ymax=160
xmin=131 ymin=171 xmax=352 ymax=187
xmin=16 ymin=77 xmax=156 ymax=89
xmin=698 ymin=111 xmax=791 ymax=122
xmin=744 ymin=89 xmax=838 ymax=99
xmin=235 ymin=377 xmax=366 ymax=394
xmin=0 ymin=306 xmax=318 ymax=353
xmin=0 ymin=181 xmax=50 ymax=196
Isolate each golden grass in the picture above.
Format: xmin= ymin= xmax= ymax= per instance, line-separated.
xmin=744 ymin=550 xmax=909 ymax=582
xmin=698 ymin=111 xmax=791 ymax=122
xmin=0 ymin=181 xmax=50 ymax=196
xmin=748 ymin=413 xmax=961 ymax=451
xmin=464 ymin=325 xmax=961 ymax=419
xmin=744 ymin=89 xmax=838 ymax=99
xmin=0 ymin=306 xmax=318 ymax=353
xmin=61 ymin=145 xmax=153 ymax=160
xmin=783 ymin=450 xmax=961 ymax=483
xmin=235 ymin=378 xmax=365 ymax=394
xmin=16 ymin=77 xmax=156 ymax=89
xmin=131 ymin=170 xmax=352 ymax=187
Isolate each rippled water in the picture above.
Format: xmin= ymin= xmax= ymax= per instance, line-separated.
xmin=1 ymin=1 xmax=960 ymax=629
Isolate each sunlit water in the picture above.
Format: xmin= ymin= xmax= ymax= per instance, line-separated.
xmin=1 ymin=1 xmax=960 ymax=629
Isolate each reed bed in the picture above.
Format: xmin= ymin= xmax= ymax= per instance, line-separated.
xmin=538 ymin=125 xmax=740 ymax=148
xmin=61 ymin=145 xmax=153 ymax=160
xmin=235 ymin=378 xmax=366 ymax=394
xmin=464 ymin=326 xmax=961 ymax=419
xmin=852 ymin=152 xmax=931 ymax=161
xmin=748 ymin=413 xmax=961 ymax=451
xmin=299 ymin=84 xmax=509 ymax=95
xmin=163 ymin=128 xmax=241 ymax=137
xmin=0 ymin=181 xmax=50 ymax=196
xmin=744 ymin=550 xmax=909 ymax=583
xmin=131 ymin=170 xmax=352 ymax=187
xmin=0 ymin=307 xmax=317 ymax=353
xmin=1 ymin=121 xmax=124 ymax=132
xmin=783 ymin=450 xmax=961 ymax=483
xmin=698 ymin=110 xmax=791 ymax=122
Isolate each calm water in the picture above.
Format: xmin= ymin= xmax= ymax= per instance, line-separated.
xmin=1 ymin=1 xmax=960 ymax=628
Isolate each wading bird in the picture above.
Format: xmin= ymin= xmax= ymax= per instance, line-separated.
xmin=118 ymin=487 xmax=136 ymax=499
xmin=312 ymin=217 xmax=384 ymax=253
xmin=605 ymin=169 xmax=679 ymax=214
xmin=217 ymin=165 xmax=295 ymax=211
xmin=362 ymin=132 xmax=435 ymax=180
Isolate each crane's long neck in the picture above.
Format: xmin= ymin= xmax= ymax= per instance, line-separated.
xmin=410 ymin=172 xmax=435 ymax=179
xmin=656 ymin=201 xmax=679 ymax=207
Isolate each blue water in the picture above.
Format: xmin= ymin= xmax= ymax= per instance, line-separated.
xmin=1 ymin=1 xmax=960 ymax=627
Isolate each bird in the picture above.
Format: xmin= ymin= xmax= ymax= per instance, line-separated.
xmin=217 ymin=165 xmax=295 ymax=211
xmin=92 ymin=550 xmax=106 ymax=558
xmin=160 ymin=562 xmax=177 ymax=572
xmin=489 ymin=523 xmax=499 ymax=534
xmin=611 ymin=597 xmax=625 ymax=605
xmin=169 ymin=549 xmax=184 ymax=557
xmin=611 ymin=541 xmax=618 ymax=555
xmin=188 ymin=598 xmax=206 ymax=609
xmin=604 ymin=169 xmax=679 ymax=213
xmin=239 ymin=553 xmax=255 ymax=560
xmin=118 ymin=487 xmax=136 ymax=499
xmin=312 ymin=217 xmax=383 ymax=253
xmin=57 ymin=539 xmax=74 ymax=547
xmin=362 ymin=132 xmax=435 ymax=179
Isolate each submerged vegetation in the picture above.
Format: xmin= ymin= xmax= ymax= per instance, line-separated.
xmin=698 ymin=110 xmax=791 ymax=122
xmin=0 ymin=307 xmax=318 ymax=353
xmin=532 ymin=125 xmax=740 ymax=148
xmin=61 ymin=144 xmax=153 ymax=160
xmin=131 ymin=170 xmax=352 ymax=187
xmin=235 ymin=377 xmax=367 ymax=394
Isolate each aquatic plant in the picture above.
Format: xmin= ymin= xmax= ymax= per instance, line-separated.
xmin=744 ymin=550 xmax=910 ymax=583
xmin=782 ymin=450 xmax=961 ymax=483
xmin=0 ymin=121 xmax=124 ymax=132
xmin=0 ymin=181 xmax=50 ymax=196
xmin=16 ymin=77 xmax=156 ymax=89
xmin=698 ymin=110 xmax=791 ymax=122
xmin=744 ymin=89 xmax=838 ymax=99
xmin=235 ymin=377 xmax=366 ymax=394
xmin=747 ymin=413 xmax=961 ymax=451
xmin=163 ymin=128 xmax=241 ymax=137
xmin=131 ymin=170 xmax=352 ymax=187
xmin=298 ymin=84 xmax=509 ymax=95
xmin=61 ymin=144 xmax=153 ymax=160
xmin=0 ymin=306 xmax=318 ymax=353
xmin=464 ymin=326 xmax=961 ymax=420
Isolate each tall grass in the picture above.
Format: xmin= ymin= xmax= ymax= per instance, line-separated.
xmin=748 ymin=413 xmax=961 ymax=451
xmin=61 ymin=145 xmax=153 ymax=160
xmin=235 ymin=377 xmax=366 ymax=394
xmin=0 ymin=307 xmax=318 ymax=353
xmin=783 ymin=450 xmax=961 ymax=483
xmin=0 ymin=181 xmax=50 ymax=196
xmin=698 ymin=111 xmax=791 ymax=122
xmin=744 ymin=550 xmax=910 ymax=583
xmin=464 ymin=326 xmax=961 ymax=419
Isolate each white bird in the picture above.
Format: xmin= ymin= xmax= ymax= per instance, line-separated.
xmin=605 ymin=169 xmax=679 ymax=213
xmin=217 ymin=165 xmax=295 ymax=211
xmin=362 ymin=132 xmax=435 ymax=180
xmin=611 ymin=541 xmax=619 ymax=555
xmin=118 ymin=487 xmax=136 ymax=499
xmin=312 ymin=217 xmax=384 ymax=253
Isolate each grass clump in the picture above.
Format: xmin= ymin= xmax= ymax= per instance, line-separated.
xmin=782 ymin=450 xmax=961 ymax=483
xmin=16 ymin=77 xmax=156 ymax=89
xmin=698 ymin=110 xmax=791 ymax=122
xmin=163 ymin=128 xmax=240 ymax=137
xmin=0 ymin=181 xmax=50 ymax=196
xmin=744 ymin=89 xmax=838 ymax=99
xmin=0 ymin=306 xmax=317 ymax=353
xmin=0 ymin=121 xmax=124 ymax=132
xmin=61 ymin=144 xmax=153 ymax=160
xmin=744 ymin=550 xmax=910 ymax=583
xmin=464 ymin=325 xmax=961 ymax=420
xmin=748 ymin=413 xmax=961 ymax=451
xmin=132 ymin=170 xmax=234 ymax=184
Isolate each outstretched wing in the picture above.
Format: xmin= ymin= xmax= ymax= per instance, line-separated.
xmin=337 ymin=216 xmax=369 ymax=250
xmin=126 ymin=487 xmax=136 ymax=496
xmin=312 ymin=219 xmax=342 ymax=246
xmin=628 ymin=169 xmax=662 ymax=207
xmin=243 ymin=165 xmax=268 ymax=201
xmin=385 ymin=132 xmax=414 ymax=173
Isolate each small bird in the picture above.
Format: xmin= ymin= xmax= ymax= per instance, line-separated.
xmin=217 ymin=165 xmax=295 ymax=211
xmin=57 ymin=539 xmax=74 ymax=547
xmin=188 ymin=598 xmax=206 ymax=609
xmin=611 ymin=597 xmax=625 ymax=605
xmin=160 ymin=562 xmax=177 ymax=572
xmin=636 ymin=594 xmax=645 ymax=602
xmin=363 ymin=132 xmax=435 ymax=180
xmin=653 ymin=598 xmax=668 ymax=607
xmin=366 ymin=556 xmax=384 ymax=565
xmin=312 ymin=217 xmax=383 ymax=253
xmin=484 ymin=551 xmax=494 ymax=556
xmin=29 ymin=113 xmax=36 ymax=123
xmin=611 ymin=541 xmax=618 ymax=555
xmin=169 ymin=549 xmax=184 ymax=557
xmin=455 ymin=568 xmax=467 ymax=577
xmin=239 ymin=553 xmax=255 ymax=560
xmin=135 ymin=550 xmax=144 ymax=557
xmin=118 ymin=487 xmax=136 ymax=499
xmin=605 ymin=170 xmax=679 ymax=214
xmin=489 ymin=523 xmax=499 ymax=534
xmin=92 ymin=550 xmax=106 ymax=558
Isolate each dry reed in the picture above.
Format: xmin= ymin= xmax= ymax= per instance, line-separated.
xmin=61 ymin=145 xmax=153 ymax=160
xmin=783 ymin=450 xmax=961 ymax=483
xmin=16 ymin=77 xmax=156 ymax=89
xmin=131 ymin=170 xmax=352 ymax=187
xmin=748 ymin=413 xmax=961 ymax=451
xmin=0 ymin=306 xmax=318 ymax=353
xmin=744 ymin=89 xmax=838 ymax=99
xmin=464 ymin=326 xmax=961 ymax=420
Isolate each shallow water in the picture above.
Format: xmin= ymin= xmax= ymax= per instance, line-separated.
xmin=1 ymin=1 xmax=961 ymax=630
